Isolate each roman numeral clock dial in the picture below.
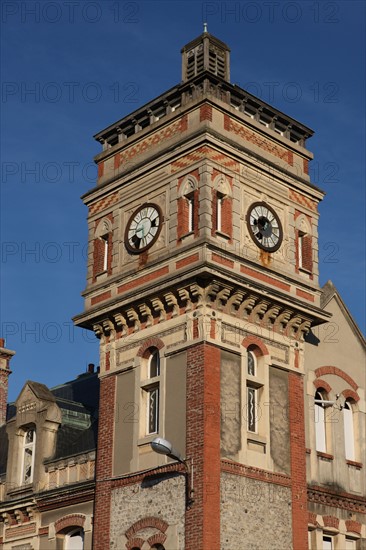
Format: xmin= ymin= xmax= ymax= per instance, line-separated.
xmin=125 ymin=203 xmax=163 ymax=253
xmin=246 ymin=202 xmax=283 ymax=252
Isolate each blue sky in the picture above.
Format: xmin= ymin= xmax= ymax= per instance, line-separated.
xmin=1 ymin=1 xmax=365 ymax=401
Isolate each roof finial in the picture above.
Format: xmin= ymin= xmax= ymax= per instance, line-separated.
xmin=203 ymin=22 xmax=208 ymax=33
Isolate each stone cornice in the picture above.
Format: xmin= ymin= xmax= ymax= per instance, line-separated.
xmin=307 ymin=485 xmax=366 ymax=514
xmin=85 ymin=276 xmax=318 ymax=343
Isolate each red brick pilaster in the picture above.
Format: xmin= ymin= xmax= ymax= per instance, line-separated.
xmin=289 ymin=371 xmax=308 ymax=550
xmin=185 ymin=343 xmax=221 ymax=550
xmin=92 ymin=375 xmax=116 ymax=550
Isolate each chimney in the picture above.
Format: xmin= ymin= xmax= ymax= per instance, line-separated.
xmin=0 ymin=338 xmax=15 ymax=426
xmin=88 ymin=363 xmax=94 ymax=374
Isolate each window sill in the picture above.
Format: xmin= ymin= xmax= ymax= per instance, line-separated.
xmin=180 ymin=231 xmax=195 ymax=241
xmin=346 ymin=460 xmax=363 ymax=469
xmin=316 ymin=451 xmax=334 ymax=461
xmin=137 ymin=434 xmax=159 ymax=447
xmin=215 ymin=230 xmax=231 ymax=241
xmin=299 ymin=267 xmax=312 ymax=276
xmin=95 ymin=270 xmax=108 ymax=282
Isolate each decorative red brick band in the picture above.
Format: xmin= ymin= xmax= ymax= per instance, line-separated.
xmin=240 ymin=264 xmax=291 ymax=291
xmin=38 ymin=526 xmax=49 ymax=536
xmin=221 ymin=460 xmax=291 ymax=487
xmin=345 ymin=520 xmax=362 ymax=534
xmin=147 ymin=533 xmax=168 ymax=547
xmin=241 ymin=336 xmax=269 ymax=356
xmin=313 ymin=379 xmax=332 ymax=394
xmin=91 ymin=290 xmax=111 ymax=305
xmin=125 ymin=517 xmax=169 ymax=539
xmin=342 ymin=389 xmax=360 ymax=402
xmin=212 ymin=252 xmax=234 ymax=268
xmin=89 ymin=191 xmax=119 ymax=215
xmin=55 ymin=514 xmax=85 ymax=533
xmin=176 ymin=253 xmax=199 ymax=270
xmin=126 ymin=536 xmax=145 ymax=549
xmin=323 ymin=515 xmax=339 ymax=529
xmin=314 ymin=366 xmax=358 ymax=391
xmin=137 ymin=337 xmax=165 ymax=357
xmin=117 ymin=266 xmax=169 ymax=294
xmin=200 ymin=104 xmax=213 ymax=122
xmin=296 ymin=288 xmax=314 ymax=302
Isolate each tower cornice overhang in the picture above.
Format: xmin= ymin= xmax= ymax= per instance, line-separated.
xmin=73 ymin=266 xmax=330 ymax=342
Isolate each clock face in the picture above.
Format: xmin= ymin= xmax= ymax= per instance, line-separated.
xmin=246 ymin=202 xmax=283 ymax=252
xmin=125 ymin=203 xmax=162 ymax=253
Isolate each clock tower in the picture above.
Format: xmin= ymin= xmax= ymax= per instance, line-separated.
xmin=74 ymin=29 xmax=329 ymax=550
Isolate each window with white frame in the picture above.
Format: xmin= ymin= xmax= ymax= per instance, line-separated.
xmin=322 ymin=535 xmax=333 ymax=550
xmin=314 ymin=390 xmax=327 ymax=453
xmin=142 ymin=348 xmax=161 ymax=436
xmin=65 ymin=528 xmax=84 ymax=550
xmin=246 ymin=349 xmax=261 ymax=435
xmin=101 ymin=234 xmax=109 ymax=272
xmin=22 ymin=427 xmax=36 ymax=484
xmin=216 ymin=193 xmax=223 ymax=232
xmin=343 ymin=400 xmax=355 ymax=461
xmin=345 ymin=538 xmax=357 ymax=550
xmin=187 ymin=194 xmax=194 ymax=233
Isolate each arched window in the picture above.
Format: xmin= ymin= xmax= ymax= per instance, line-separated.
xmin=22 ymin=427 xmax=36 ymax=484
xmin=295 ymin=215 xmax=313 ymax=273
xmin=93 ymin=218 xmax=112 ymax=279
xmin=212 ymin=175 xmax=232 ymax=238
xmin=314 ymin=390 xmax=327 ymax=453
xmin=141 ymin=348 xmax=161 ymax=435
xmin=247 ymin=350 xmax=256 ymax=376
xmin=151 ymin=545 xmax=165 ymax=550
xmin=177 ymin=176 xmax=198 ymax=240
xmin=343 ymin=400 xmax=355 ymax=461
xmin=64 ymin=528 xmax=84 ymax=550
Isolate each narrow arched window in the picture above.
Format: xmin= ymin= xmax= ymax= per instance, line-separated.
xmin=314 ymin=390 xmax=326 ymax=453
xmin=149 ymin=348 xmax=160 ymax=378
xmin=343 ymin=400 xmax=355 ymax=461
xmin=22 ymin=427 xmax=36 ymax=484
xmin=247 ymin=350 xmax=256 ymax=377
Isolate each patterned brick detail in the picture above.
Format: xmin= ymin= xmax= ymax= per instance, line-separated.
xmin=212 ymin=252 xmax=234 ymax=268
xmin=314 ymin=367 xmax=358 ymax=391
xmin=38 ymin=526 xmax=49 ymax=536
xmin=171 ymin=146 xmax=240 ymax=173
xmin=241 ymin=336 xmax=269 ymax=356
xmin=93 ymin=375 xmax=116 ymax=550
xmin=289 ymin=189 xmax=317 ymax=212
xmin=113 ymin=116 xmax=188 ymax=172
xmin=126 ymin=536 xmax=145 ymax=549
xmin=125 ymin=517 xmax=169 ymax=539
xmin=296 ymin=288 xmax=314 ymax=302
xmin=117 ymin=267 xmax=169 ymax=294
xmin=303 ymin=159 xmax=309 ymax=175
xmin=342 ymin=388 xmax=360 ymax=402
xmin=224 ymin=115 xmax=293 ymax=165
xmin=221 ymin=460 xmax=291 ymax=487
xmin=185 ymin=343 xmax=221 ymax=549
xmin=313 ymin=379 xmax=332 ymax=394
xmin=91 ymin=290 xmax=112 ymax=305
xmin=289 ymin=372 xmax=308 ymax=550
xmin=240 ymin=265 xmax=291 ymax=291
xmin=345 ymin=520 xmax=362 ymax=534
xmin=137 ymin=337 xmax=165 ymax=358
xmin=89 ymin=192 xmax=119 ymax=215
xmin=176 ymin=253 xmax=199 ymax=269
xmin=323 ymin=515 xmax=339 ymax=529
xmin=147 ymin=532 xmax=167 ymax=547
xmin=55 ymin=514 xmax=85 ymax=533
xmin=5 ymin=523 xmax=36 ymax=539
xmin=200 ymin=104 xmax=213 ymax=122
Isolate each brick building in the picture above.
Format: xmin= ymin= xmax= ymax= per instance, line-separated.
xmin=1 ymin=29 xmax=365 ymax=549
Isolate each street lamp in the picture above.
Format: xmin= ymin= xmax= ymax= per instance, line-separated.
xmin=150 ymin=437 xmax=194 ymax=508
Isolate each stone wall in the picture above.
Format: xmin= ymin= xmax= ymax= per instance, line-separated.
xmin=110 ymin=475 xmax=185 ymax=549
xmin=221 ymin=472 xmax=292 ymax=549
